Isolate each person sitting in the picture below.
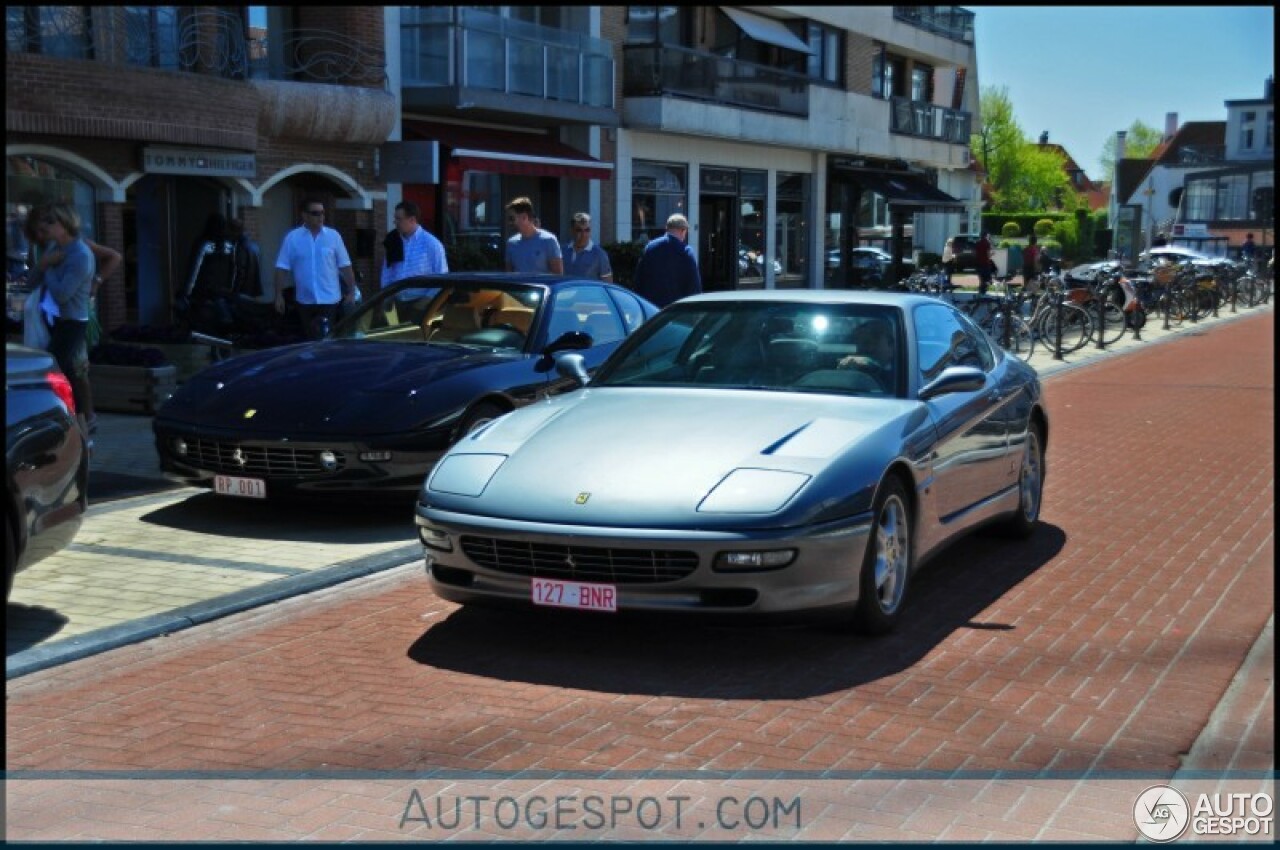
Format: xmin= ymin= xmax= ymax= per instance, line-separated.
xmin=837 ymin=318 xmax=895 ymax=391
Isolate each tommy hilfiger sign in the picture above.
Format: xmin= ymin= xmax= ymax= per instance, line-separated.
xmin=142 ymin=146 xmax=256 ymax=177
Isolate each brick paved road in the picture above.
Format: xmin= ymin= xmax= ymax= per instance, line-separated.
xmin=5 ymin=312 xmax=1273 ymax=842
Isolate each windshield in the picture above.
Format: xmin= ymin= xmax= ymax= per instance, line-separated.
xmin=333 ymin=280 xmax=545 ymax=351
xmin=592 ymin=301 xmax=905 ymax=398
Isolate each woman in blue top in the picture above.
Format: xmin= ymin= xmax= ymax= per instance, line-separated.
xmin=32 ymin=202 xmax=96 ymax=425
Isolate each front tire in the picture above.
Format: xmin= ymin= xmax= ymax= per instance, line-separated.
xmin=851 ymin=477 xmax=913 ymax=634
xmin=995 ymin=422 xmax=1044 ymax=539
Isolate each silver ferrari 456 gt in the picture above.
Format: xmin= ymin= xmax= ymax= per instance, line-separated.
xmin=414 ymin=291 xmax=1048 ymax=633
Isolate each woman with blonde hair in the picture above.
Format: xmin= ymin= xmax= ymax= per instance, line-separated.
xmin=30 ymin=202 xmax=96 ymax=430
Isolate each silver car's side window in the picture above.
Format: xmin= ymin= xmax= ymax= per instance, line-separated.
xmin=914 ymin=303 xmax=990 ymax=383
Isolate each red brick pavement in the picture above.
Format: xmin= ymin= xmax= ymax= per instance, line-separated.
xmin=4 ymin=311 xmax=1274 ymax=841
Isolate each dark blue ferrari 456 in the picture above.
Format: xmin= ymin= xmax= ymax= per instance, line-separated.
xmin=153 ymin=273 xmax=658 ymax=501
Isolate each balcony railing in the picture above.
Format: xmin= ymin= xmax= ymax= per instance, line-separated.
xmin=622 ymin=44 xmax=809 ymax=118
xmin=892 ymin=6 xmax=975 ymax=44
xmin=401 ymin=8 xmax=613 ymax=109
xmin=890 ymin=96 xmax=971 ymax=144
xmin=6 ymin=7 xmax=385 ymax=87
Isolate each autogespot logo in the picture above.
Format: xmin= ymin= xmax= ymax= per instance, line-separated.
xmin=1134 ymin=785 xmax=1191 ymax=842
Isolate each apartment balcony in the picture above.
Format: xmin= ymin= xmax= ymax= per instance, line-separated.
xmin=892 ymin=6 xmax=975 ymax=44
xmin=6 ymin=7 xmax=386 ymax=87
xmin=889 ymin=96 xmax=971 ymax=144
xmin=400 ymin=8 xmax=617 ymax=128
xmin=622 ymin=44 xmax=809 ymax=118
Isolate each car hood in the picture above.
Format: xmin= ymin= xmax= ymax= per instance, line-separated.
xmin=427 ymin=387 xmax=919 ymax=528
xmin=158 ymin=340 xmax=519 ymax=434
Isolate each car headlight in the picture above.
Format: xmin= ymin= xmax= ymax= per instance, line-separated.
xmin=697 ymin=468 xmax=810 ymax=514
xmin=418 ymin=524 xmax=453 ymax=552
xmin=428 ymin=453 xmax=508 ymax=497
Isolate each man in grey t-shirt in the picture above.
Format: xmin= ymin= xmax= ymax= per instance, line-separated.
xmin=504 ymin=196 xmax=563 ymax=274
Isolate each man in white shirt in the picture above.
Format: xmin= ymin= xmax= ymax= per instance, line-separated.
xmin=273 ymin=198 xmax=356 ymax=339
xmin=380 ymin=200 xmax=448 ymax=287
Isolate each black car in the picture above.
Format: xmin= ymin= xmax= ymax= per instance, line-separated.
xmin=153 ymin=273 xmax=659 ymax=501
xmin=5 ymin=344 xmax=89 ymax=602
xmin=945 ymin=235 xmax=980 ymax=273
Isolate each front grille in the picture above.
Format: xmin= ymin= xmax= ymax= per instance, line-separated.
xmin=460 ymin=536 xmax=699 ymax=584
xmin=180 ymin=438 xmax=345 ymax=477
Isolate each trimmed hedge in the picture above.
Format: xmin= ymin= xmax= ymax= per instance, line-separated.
xmin=1034 ymin=219 xmax=1056 ymax=238
xmin=1001 ymin=221 xmax=1021 ymax=238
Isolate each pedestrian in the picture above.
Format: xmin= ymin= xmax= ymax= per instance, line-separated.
xmin=1240 ymin=232 xmax=1257 ymax=270
xmin=227 ymin=217 xmax=263 ymax=299
xmin=561 ymin=212 xmax=613 ymax=281
xmin=941 ymin=237 xmax=955 ymax=288
xmin=273 ymin=198 xmax=356 ymax=340
xmin=633 ymin=213 xmax=700 ymax=308
xmin=29 ymin=202 xmax=96 ymax=433
xmin=381 ymin=200 xmax=448 ymax=287
xmin=182 ymin=213 xmax=238 ymax=334
xmin=1022 ymin=234 xmax=1040 ymax=285
xmin=975 ymin=232 xmax=992 ymax=295
xmin=504 ymin=197 xmax=563 ymax=274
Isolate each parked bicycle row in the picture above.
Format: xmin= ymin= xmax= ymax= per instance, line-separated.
xmin=898 ymin=255 xmax=1272 ymax=363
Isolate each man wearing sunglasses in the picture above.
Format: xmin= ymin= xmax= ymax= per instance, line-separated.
xmin=560 ymin=212 xmax=613 ymax=282
xmin=274 ymin=197 xmax=357 ymax=339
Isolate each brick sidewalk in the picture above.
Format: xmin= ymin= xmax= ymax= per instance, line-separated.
xmin=4 ymin=310 xmax=1273 ymax=841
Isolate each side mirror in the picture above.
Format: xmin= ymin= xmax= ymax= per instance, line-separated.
xmin=554 ymin=352 xmax=590 ymax=385
xmin=919 ymin=366 xmax=986 ymax=400
xmin=542 ymin=331 xmax=593 ymax=356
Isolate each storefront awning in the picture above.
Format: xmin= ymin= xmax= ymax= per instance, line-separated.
xmin=721 ymin=7 xmax=813 ymax=54
xmin=853 ymin=170 xmax=966 ymax=213
xmin=403 ymin=120 xmax=613 ymax=181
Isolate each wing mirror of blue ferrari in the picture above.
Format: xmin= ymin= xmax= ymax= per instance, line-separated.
xmin=553 ymin=352 xmax=590 ymax=385
xmin=918 ymin=366 xmax=986 ymax=401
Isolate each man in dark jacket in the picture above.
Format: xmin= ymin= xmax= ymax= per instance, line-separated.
xmin=633 ymin=214 xmax=700 ymax=308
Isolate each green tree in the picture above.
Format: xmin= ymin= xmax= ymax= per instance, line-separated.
xmin=971 ymin=86 xmax=1074 ymax=212
xmin=1099 ymin=120 xmax=1163 ymax=181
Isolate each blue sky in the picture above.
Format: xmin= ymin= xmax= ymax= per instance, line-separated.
xmin=971 ymin=6 xmax=1275 ymax=180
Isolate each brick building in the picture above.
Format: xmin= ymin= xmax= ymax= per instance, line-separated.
xmin=6 ymin=6 xmax=395 ymax=331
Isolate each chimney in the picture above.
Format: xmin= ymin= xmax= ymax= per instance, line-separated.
xmin=1117 ymin=130 xmax=1127 ymax=162
xmin=1266 ymin=75 xmax=1274 ymax=100
xmin=1039 ymin=131 xmax=1049 ymax=145
xmin=1164 ymin=112 xmax=1178 ymax=141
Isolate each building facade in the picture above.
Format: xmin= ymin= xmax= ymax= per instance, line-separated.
xmin=388 ymin=5 xmax=981 ymax=289
xmin=6 ymin=6 xmax=395 ymax=331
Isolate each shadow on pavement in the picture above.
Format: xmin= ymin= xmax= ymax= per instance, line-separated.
xmin=407 ymin=524 xmax=1067 ymax=699
xmin=136 ymin=492 xmax=418 ymax=544
xmin=5 ymin=603 xmax=70 ymax=655
xmin=90 ymin=471 xmax=184 ymax=503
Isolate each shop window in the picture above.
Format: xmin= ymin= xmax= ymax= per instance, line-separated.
xmin=775 ymin=172 xmax=810 ymax=288
xmin=6 ymin=155 xmax=98 ymax=243
xmin=632 ymin=160 xmax=687 ymax=244
xmin=738 ymin=170 xmax=767 ymax=283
